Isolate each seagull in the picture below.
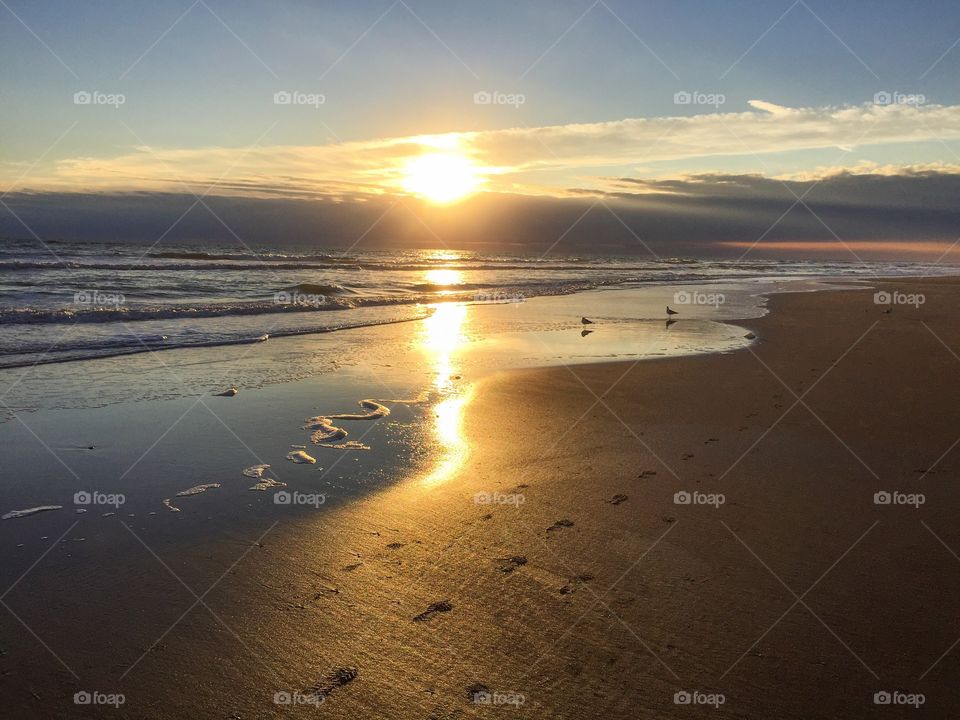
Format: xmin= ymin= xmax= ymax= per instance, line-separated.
xmin=581 ymin=317 xmax=594 ymax=325
xmin=666 ymin=306 xmax=678 ymax=316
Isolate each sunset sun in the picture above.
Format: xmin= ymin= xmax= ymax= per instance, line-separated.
xmin=402 ymin=153 xmax=483 ymax=204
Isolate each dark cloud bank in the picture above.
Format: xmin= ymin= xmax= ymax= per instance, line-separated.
xmin=2 ymin=170 xmax=959 ymax=259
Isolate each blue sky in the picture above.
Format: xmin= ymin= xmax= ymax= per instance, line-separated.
xmin=3 ymin=0 xmax=959 ymax=162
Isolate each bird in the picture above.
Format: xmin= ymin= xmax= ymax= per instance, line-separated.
xmin=581 ymin=317 xmax=594 ymax=325
xmin=666 ymin=306 xmax=678 ymax=316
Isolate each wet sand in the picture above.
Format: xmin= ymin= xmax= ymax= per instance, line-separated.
xmin=6 ymin=277 xmax=960 ymax=717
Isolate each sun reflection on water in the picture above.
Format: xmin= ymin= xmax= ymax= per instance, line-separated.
xmin=419 ymin=302 xmax=471 ymax=486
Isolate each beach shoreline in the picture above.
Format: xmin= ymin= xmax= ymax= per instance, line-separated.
xmin=4 ymin=276 xmax=960 ymax=718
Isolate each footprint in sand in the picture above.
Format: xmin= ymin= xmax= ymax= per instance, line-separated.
xmin=341 ymin=563 xmax=362 ymax=572
xmin=559 ymin=573 xmax=594 ymax=595
xmin=413 ymin=600 xmax=453 ymax=622
xmin=303 ymin=667 xmax=358 ymax=702
xmin=704 ymin=437 xmax=719 ymax=444
xmin=386 ymin=542 xmax=404 ymax=550
xmin=547 ymin=519 xmax=574 ymax=533
xmin=639 ymin=470 xmax=657 ymax=478
xmin=607 ymin=494 xmax=628 ymax=505
xmin=496 ymin=556 xmax=527 ymax=573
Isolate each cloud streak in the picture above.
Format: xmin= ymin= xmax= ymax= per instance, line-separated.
xmin=5 ymin=102 xmax=960 ymax=199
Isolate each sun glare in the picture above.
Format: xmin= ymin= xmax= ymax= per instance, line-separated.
xmin=402 ymin=153 xmax=482 ymax=204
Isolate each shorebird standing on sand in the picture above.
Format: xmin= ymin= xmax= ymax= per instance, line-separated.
xmin=666 ymin=306 xmax=678 ymax=317
xmin=581 ymin=317 xmax=594 ymax=324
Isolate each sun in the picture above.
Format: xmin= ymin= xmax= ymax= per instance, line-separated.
xmin=402 ymin=153 xmax=483 ymax=204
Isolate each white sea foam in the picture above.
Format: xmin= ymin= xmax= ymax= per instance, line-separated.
xmin=176 ymin=483 xmax=221 ymax=497
xmin=162 ymin=498 xmax=181 ymax=512
xmin=304 ymin=416 xmax=348 ymax=444
xmin=319 ymin=440 xmax=371 ymax=450
xmin=2 ymin=505 xmax=62 ymax=520
xmin=243 ymin=463 xmax=287 ymax=491
xmin=287 ymin=449 xmax=317 ymax=464
xmin=327 ymin=399 xmax=391 ymax=420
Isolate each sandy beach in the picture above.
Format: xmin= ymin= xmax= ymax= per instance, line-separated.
xmin=4 ymin=277 xmax=959 ymax=718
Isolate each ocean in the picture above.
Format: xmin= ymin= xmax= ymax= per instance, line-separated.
xmin=1 ymin=237 xmax=954 ymax=369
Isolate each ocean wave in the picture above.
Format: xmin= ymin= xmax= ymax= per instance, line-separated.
xmin=0 ymin=312 xmax=428 ymax=369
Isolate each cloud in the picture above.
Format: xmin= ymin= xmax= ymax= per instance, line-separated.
xmin=5 ymin=167 xmax=960 ymax=259
xmin=5 ymin=101 xmax=960 ymax=199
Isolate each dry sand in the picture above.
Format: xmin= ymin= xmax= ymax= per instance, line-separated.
xmin=10 ymin=277 xmax=960 ymax=718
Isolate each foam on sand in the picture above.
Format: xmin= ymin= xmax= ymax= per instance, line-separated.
xmin=176 ymin=483 xmax=221 ymax=497
xmin=287 ymin=449 xmax=317 ymax=464
xmin=326 ymin=399 xmax=390 ymax=420
xmin=2 ymin=505 xmax=63 ymax=520
xmin=163 ymin=483 xmax=221 ymax=512
xmin=319 ymin=440 xmax=371 ymax=451
xmin=243 ymin=463 xmax=287 ymax=491
xmin=304 ymin=416 xmax=348 ymax=445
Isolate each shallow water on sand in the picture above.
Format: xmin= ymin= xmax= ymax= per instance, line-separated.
xmin=0 ymin=279 xmax=809 ymax=544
